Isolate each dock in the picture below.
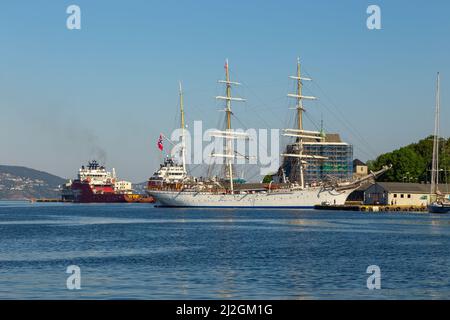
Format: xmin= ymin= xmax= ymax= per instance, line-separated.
xmin=315 ymin=203 xmax=428 ymax=212
xmin=30 ymin=199 xmax=73 ymax=203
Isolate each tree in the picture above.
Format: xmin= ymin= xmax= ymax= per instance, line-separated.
xmin=368 ymin=136 xmax=450 ymax=183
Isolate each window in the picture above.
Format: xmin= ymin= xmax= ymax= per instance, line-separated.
xmin=393 ymin=194 xmax=397 ymax=198
xmin=407 ymin=194 xmax=411 ymax=198
xmin=401 ymin=194 xmax=404 ymax=198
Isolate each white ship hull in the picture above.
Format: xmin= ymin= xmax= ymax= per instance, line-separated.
xmin=147 ymin=187 xmax=354 ymax=208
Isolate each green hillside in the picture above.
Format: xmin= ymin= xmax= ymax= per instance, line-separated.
xmin=368 ymin=136 xmax=450 ymax=183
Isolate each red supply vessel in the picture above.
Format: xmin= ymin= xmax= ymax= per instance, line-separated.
xmin=61 ymin=160 xmax=154 ymax=203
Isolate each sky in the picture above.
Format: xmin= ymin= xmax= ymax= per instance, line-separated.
xmin=1 ymin=0 xmax=449 ymax=182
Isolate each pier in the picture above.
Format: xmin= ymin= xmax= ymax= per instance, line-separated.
xmin=315 ymin=202 xmax=428 ymax=212
xmin=31 ymin=198 xmax=73 ymax=203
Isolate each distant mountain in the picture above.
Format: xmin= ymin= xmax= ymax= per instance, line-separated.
xmin=0 ymin=165 xmax=66 ymax=200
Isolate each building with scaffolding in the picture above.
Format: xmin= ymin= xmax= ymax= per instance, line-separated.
xmin=275 ymin=133 xmax=353 ymax=185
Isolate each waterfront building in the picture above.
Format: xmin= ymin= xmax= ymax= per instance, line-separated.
xmin=353 ymin=159 xmax=368 ymax=179
xmin=364 ymin=182 xmax=450 ymax=206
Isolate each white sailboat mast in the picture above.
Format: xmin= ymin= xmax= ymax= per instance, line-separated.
xmin=431 ymin=72 xmax=440 ymax=195
xmin=179 ymin=81 xmax=187 ymax=174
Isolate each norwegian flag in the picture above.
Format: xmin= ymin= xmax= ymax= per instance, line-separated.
xmin=157 ymin=134 xmax=163 ymax=151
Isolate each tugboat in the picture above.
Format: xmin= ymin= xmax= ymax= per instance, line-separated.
xmin=62 ymin=160 xmax=154 ymax=203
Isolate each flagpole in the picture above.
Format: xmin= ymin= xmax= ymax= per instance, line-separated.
xmin=157 ymin=134 xmax=164 ymax=167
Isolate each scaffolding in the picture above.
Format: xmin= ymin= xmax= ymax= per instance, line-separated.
xmin=278 ymin=134 xmax=353 ymax=185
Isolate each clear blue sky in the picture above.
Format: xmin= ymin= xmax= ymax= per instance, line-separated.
xmin=1 ymin=0 xmax=449 ymax=181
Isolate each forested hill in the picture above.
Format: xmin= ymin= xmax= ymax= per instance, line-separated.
xmin=368 ymin=136 xmax=450 ymax=183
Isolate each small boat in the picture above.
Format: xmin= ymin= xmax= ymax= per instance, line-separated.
xmin=429 ymin=202 xmax=450 ymax=214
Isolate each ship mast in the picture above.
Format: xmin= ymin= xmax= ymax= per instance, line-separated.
xmin=179 ymin=81 xmax=187 ymax=174
xmin=281 ymin=58 xmax=325 ymax=189
xmin=431 ymin=72 xmax=440 ymax=197
xmin=296 ymin=58 xmax=303 ymax=133
xmin=295 ymin=58 xmax=305 ymax=188
xmin=224 ymin=60 xmax=234 ymax=192
xmin=213 ymin=59 xmax=246 ymax=194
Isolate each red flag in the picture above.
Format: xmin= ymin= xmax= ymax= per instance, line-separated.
xmin=157 ymin=134 xmax=163 ymax=151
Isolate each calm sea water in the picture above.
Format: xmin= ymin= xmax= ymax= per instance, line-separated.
xmin=1 ymin=201 xmax=450 ymax=300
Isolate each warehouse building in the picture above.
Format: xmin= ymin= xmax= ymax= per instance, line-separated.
xmin=364 ymin=182 xmax=450 ymax=206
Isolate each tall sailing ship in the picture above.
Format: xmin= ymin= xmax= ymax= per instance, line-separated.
xmin=147 ymin=59 xmax=389 ymax=208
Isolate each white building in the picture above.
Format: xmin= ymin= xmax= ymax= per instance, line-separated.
xmin=353 ymin=159 xmax=368 ymax=179
xmin=364 ymin=182 xmax=450 ymax=206
xmin=114 ymin=180 xmax=132 ymax=194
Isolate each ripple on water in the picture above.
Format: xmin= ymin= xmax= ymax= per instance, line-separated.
xmin=1 ymin=204 xmax=450 ymax=299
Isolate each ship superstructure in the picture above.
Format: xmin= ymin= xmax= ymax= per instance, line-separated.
xmin=76 ymin=160 xmax=121 ymax=193
xmin=148 ymin=155 xmax=188 ymax=187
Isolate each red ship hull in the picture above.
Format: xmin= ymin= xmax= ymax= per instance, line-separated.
xmin=71 ymin=181 xmax=128 ymax=203
xmin=69 ymin=181 xmax=155 ymax=203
